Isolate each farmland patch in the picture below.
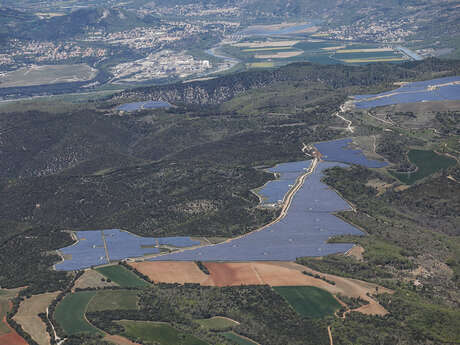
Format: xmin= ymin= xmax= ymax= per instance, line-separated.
xmin=197 ymin=316 xmax=240 ymax=330
xmin=13 ymin=291 xmax=59 ymax=345
xmin=274 ymin=286 xmax=341 ymax=318
xmin=54 ymin=291 xmax=100 ymax=335
xmin=223 ymin=332 xmax=259 ymax=345
xmin=391 ymin=150 xmax=456 ymax=184
xmin=87 ymin=290 xmax=139 ymax=312
xmin=0 ymin=64 xmax=97 ymax=88
xmin=117 ymin=320 xmax=209 ymax=345
xmin=96 ymin=265 xmax=151 ymax=288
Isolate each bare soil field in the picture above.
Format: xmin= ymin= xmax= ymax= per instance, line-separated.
xmin=0 ymin=326 xmax=28 ymax=345
xmin=105 ymin=334 xmax=141 ymax=345
xmin=13 ymin=292 xmax=60 ymax=345
xmin=132 ymin=261 xmax=389 ymax=316
xmin=345 ymin=245 xmax=365 ymax=261
xmin=73 ymin=269 xmax=119 ymax=290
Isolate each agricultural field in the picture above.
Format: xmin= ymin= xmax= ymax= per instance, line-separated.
xmin=274 ymin=286 xmax=341 ymax=318
xmin=0 ymin=64 xmax=97 ymax=88
xmin=0 ymin=289 xmax=28 ymax=345
xmin=73 ymin=269 xmax=119 ymax=290
xmin=197 ymin=316 xmax=239 ymax=330
xmin=95 ymin=265 xmax=151 ymax=288
xmin=391 ymin=150 xmax=457 ymax=184
xmin=224 ymin=38 xmax=408 ymax=69
xmin=54 ymin=291 xmax=100 ymax=335
xmin=223 ymin=332 xmax=259 ymax=345
xmin=13 ymin=292 xmax=59 ymax=345
xmin=86 ymin=290 xmax=139 ymax=312
xmin=117 ymin=320 xmax=209 ymax=345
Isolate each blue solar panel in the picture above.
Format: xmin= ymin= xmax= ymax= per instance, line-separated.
xmin=158 ymin=237 xmax=201 ymax=247
xmin=148 ymin=162 xmax=364 ymax=262
xmin=314 ymin=139 xmax=387 ymax=168
xmin=56 ymin=229 xmax=198 ymax=271
xmin=354 ymin=76 xmax=460 ymax=108
xmin=104 ymin=229 xmax=159 ymax=261
xmin=258 ymin=160 xmax=312 ymax=204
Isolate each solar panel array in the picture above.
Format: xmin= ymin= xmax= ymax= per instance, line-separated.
xmin=257 ymin=160 xmax=312 ymax=204
xmin=56 ymin=139 xmax=387 ymax=268
xmin=148 ymin=162 xmax=364 ymax=262
xmin=314 ymin=139 xmax=387 ymax=168
xmin=353 ymin=76 xmax=460 ymax=108
xmin=55 ymin=229 xmax=200 ymax=271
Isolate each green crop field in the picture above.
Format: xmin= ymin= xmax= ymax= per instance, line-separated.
xmin=86 ymin=290 xmax=139 ymax=312
xmin=391 ymin=150 xmax=457 ymax=184
xmin=95 ymin=265 xmax=150 ymax=288
xmin=117 ymin=320 xmax=209 ymax=345
xmin=274 ymin=286 xmax=340 ymax=318
xmin=223 ymin=332 xmax=258 ymax=345
xmin=197 ymin=316 xmax=239 ymax=330
xmin=54 ymin=291 xmax=100 ymax=335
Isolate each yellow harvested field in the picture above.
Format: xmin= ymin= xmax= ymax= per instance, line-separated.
xmin=255 ymin=51 xmax=303 ymax=59
xmin=321 ymin=45 xmax=346 ymax=51
xmin=248 ymin=62 xmax=275 ymax=68
xmin=341 ymin=57 xmax=407 ymax=63
xmin=311 ymin=33 xmax=329 ymax=37
xmin=336 ymin=48 xmax=394 ymax=53
xmin=13 ymin=292 xmax=60 ymax=345
xmin=233 ymin=40 xmax=299 ymax=48
xmin=243 ymin=47 xmax=294 ymax=52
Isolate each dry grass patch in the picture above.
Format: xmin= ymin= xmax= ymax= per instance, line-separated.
xmin=73 ymin=269 xmax=119 ymax=290
xmin=255 ymin=51 xmax=303 ymax=59
xmin=13 ymin=292 xmax=60 ymax=345
xmin=233 ymin=40 xmax=299 ymax=48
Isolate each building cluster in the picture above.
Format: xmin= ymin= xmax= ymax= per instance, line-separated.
xmin=0 ymin=54 xmax=14 ymax=66
xmin=110 ymin=50 xmax=212 ymax=83
xmin=6 ymin=40 xmax=106 ymax=64
xmin=85 ymin=22 xmax=206 ymax=50
xmin=322 ymin=19 xmax=415 ymax=43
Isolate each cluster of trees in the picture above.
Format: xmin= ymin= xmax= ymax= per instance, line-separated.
xmin=87 ymin=284 xmax=329 ymax=345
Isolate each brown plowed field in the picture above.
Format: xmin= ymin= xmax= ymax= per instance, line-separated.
xmin=0 ymin=314 xmax=28 ymax=345
xmin=131 ymin=261 xmax=389 ymax=316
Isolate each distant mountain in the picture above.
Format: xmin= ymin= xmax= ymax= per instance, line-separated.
xmin=8 ymin=7 xmax=160 ymax=40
